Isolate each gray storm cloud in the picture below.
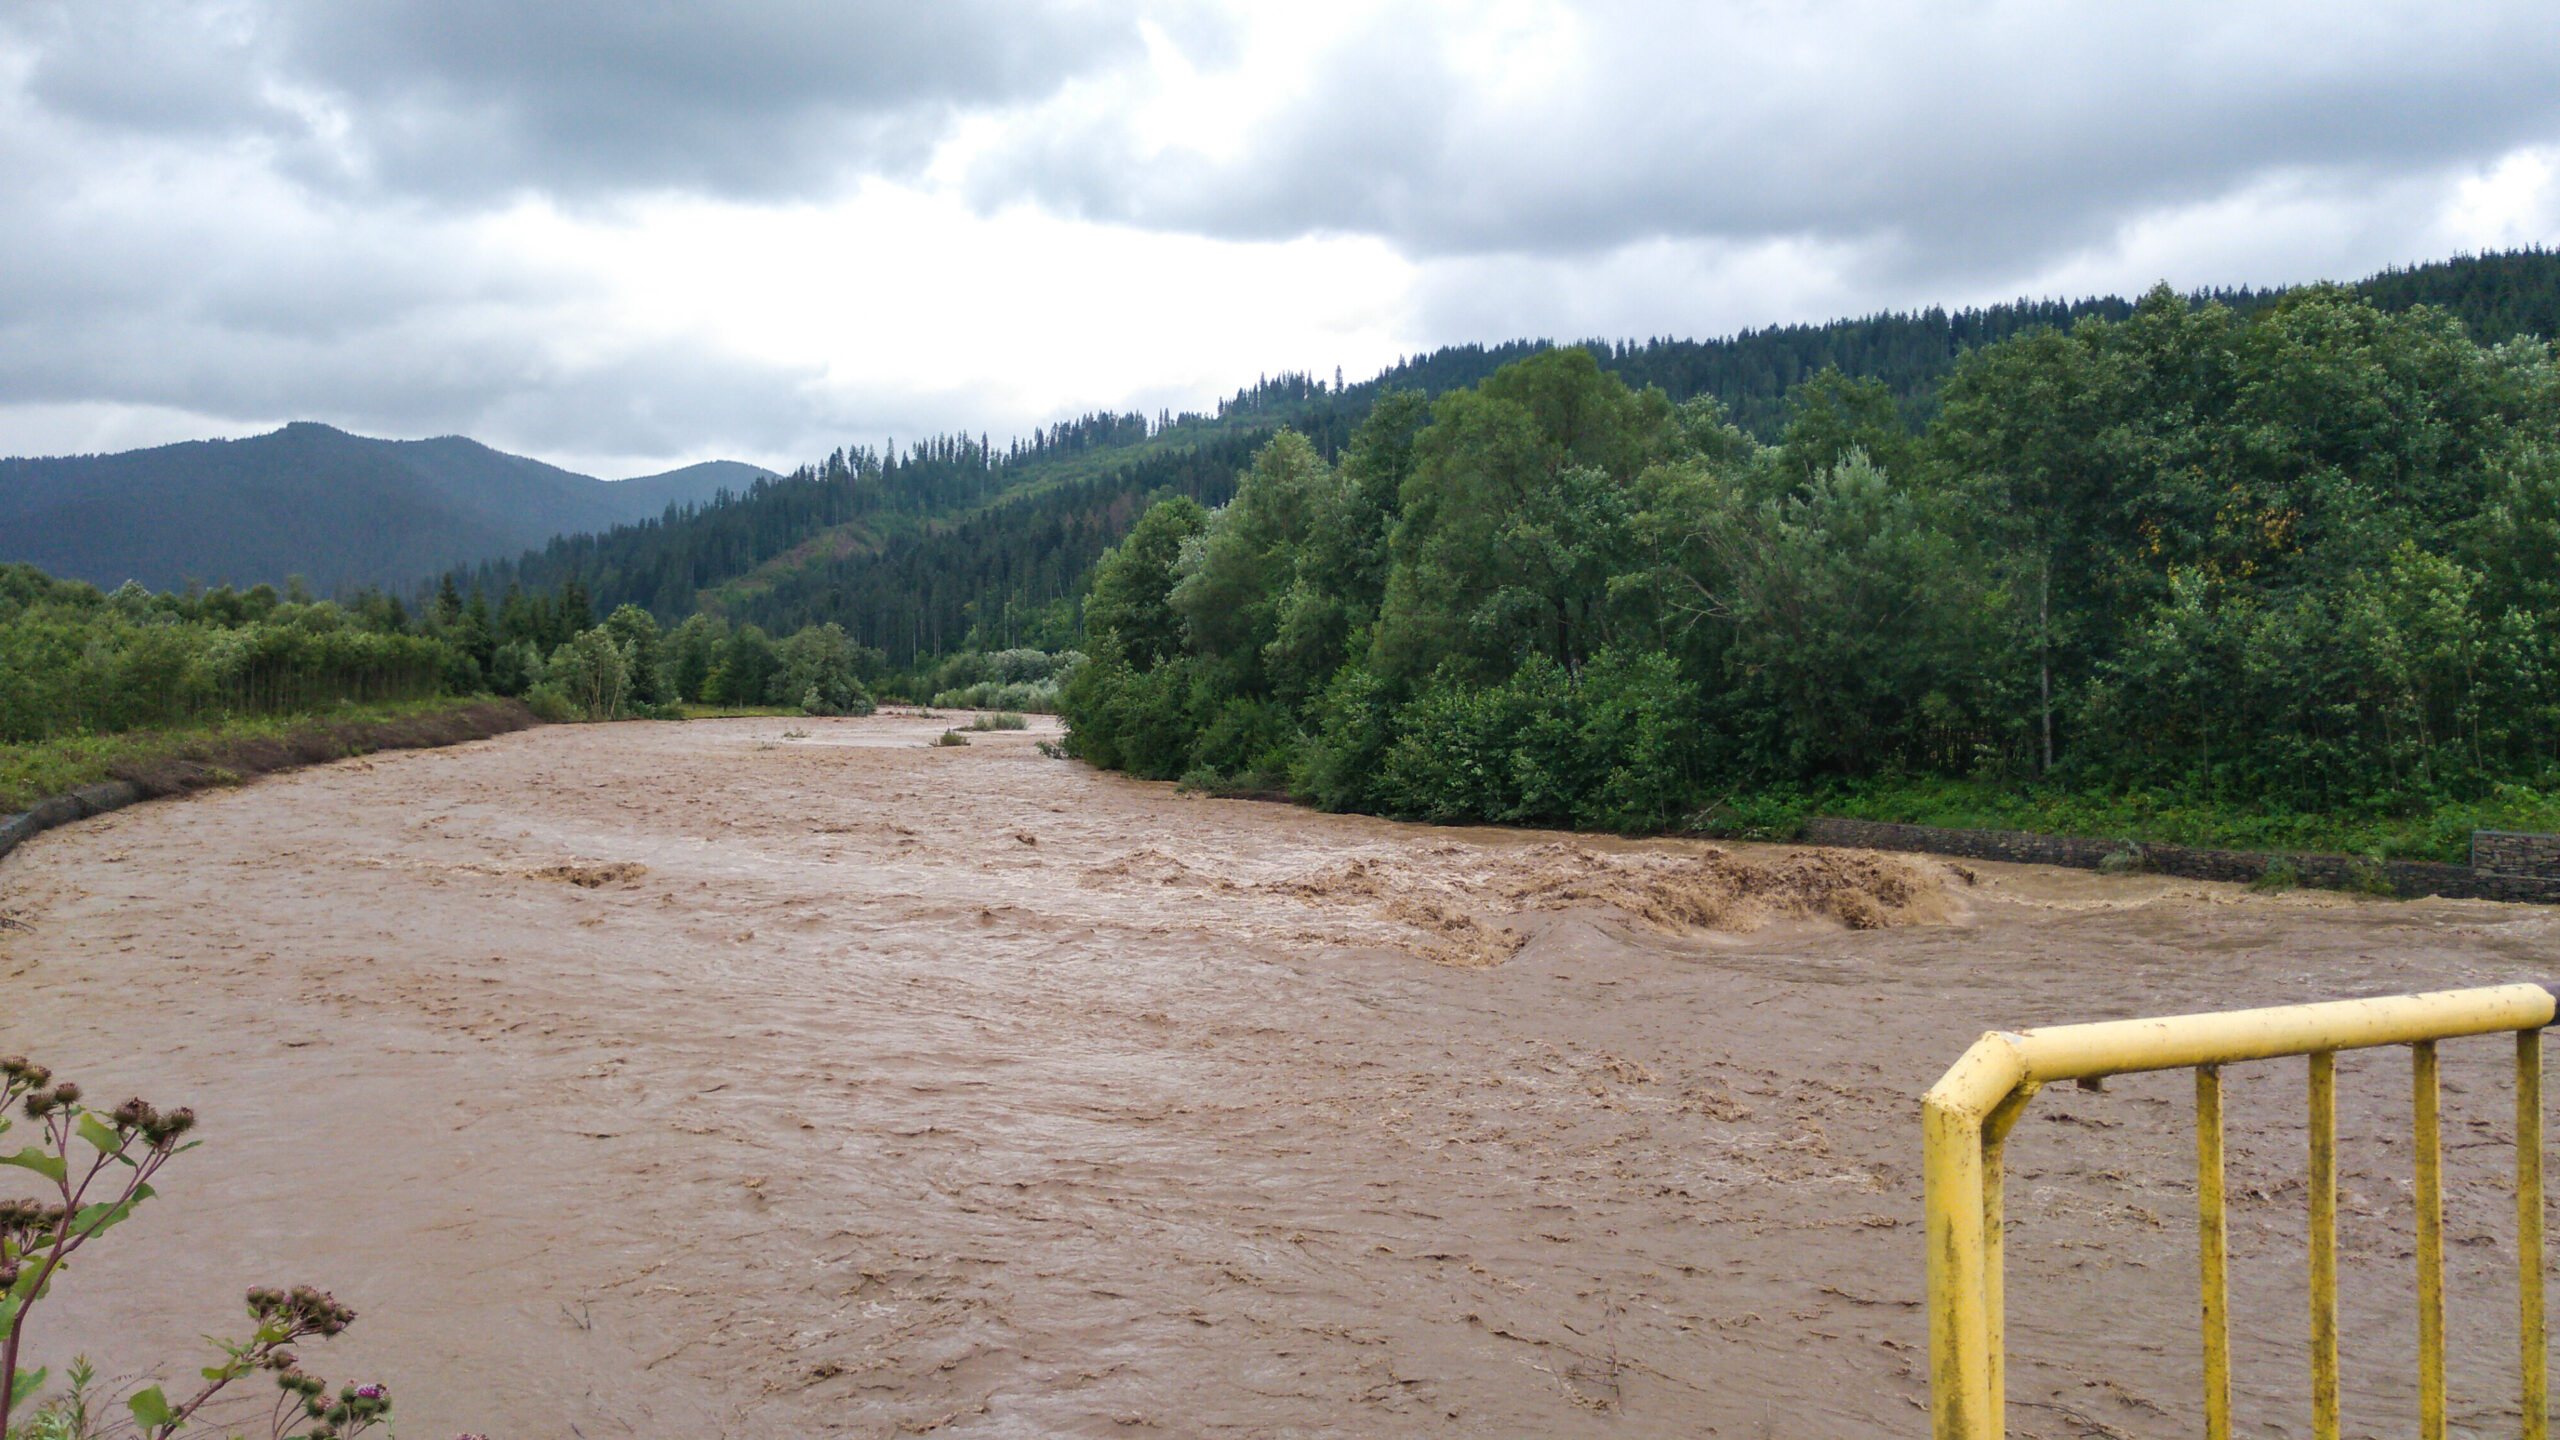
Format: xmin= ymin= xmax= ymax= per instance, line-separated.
xmin=0 ymin=0 xmax=1174 ymax=461
xmin=8 ymin=0 xmax=1158 ymax=200
xmin=0 ymin=0 xmax=2555 ymax=469
xmin=965 ymin=1 xmax=2560 ymax=280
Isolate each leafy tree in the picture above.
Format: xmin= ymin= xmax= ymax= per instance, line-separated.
xmin=772 ymin=623 xmax=875 ymax=715
xmin=665 ymin=613 xmax=728 ymax=703
xmin=1169 ymin=429 xmax=1336 ymax=696
xmin=488 ymin=639 xmax=542 ymax=698
xmin=1374 ymin=349 xmax=1671 ymax=682
xmin=601 ymin=603 xmax=671 ymax=705
xmin=1263 ymin=392 xmax=1425 ymax=702
xmin=536 ymin=629 xmax=628 ymax=721
xmin=1678 ymin=451 xmax=1998 ymax=775
xmin=1083 ymin=497 xmax=1207 ymax=668
xmin=706 ymin=624 xmax=780 ymax=707
xmin=1772 ymin=367 xmax=1913 ymax=484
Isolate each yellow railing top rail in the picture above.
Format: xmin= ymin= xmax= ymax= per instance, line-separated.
xmin=1924 ymin=982 xmax=2557 ymax=1120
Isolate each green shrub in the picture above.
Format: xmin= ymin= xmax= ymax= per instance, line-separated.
xmin=522 ymin=685 xmax=581 ymax=723
xmin=1367 ymin=651 xmax=1700 ymax=830
xmin=1293 ymin=666 xmax=1399 ymax=813
xmin=931 ymin=679 xmax=1061 ymax=712
xmin=2251 ymin=856 xmax=2302 ymax=892
xmin=1057 ymin=652 xmax=1193 ymax=777
xmin=1684 ymin=788 xmax=1813 ymax=842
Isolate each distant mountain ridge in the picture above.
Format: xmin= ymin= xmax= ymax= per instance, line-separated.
xmin=0 ymin=423 xmax=772 ymax=593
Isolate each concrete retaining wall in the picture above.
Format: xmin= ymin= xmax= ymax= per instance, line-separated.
xmin=1801 ymin=816 xmax=2560 ymax=905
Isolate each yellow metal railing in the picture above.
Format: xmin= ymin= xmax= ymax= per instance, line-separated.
xmin=1924 ymin=983 xmax=2556 ymax=1439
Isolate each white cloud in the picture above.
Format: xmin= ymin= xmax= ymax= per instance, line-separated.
xmin=2440 ymin=146 xmax=2560 ymax=255
xmin=1981 ymin=169 xmax=2465 ymax=308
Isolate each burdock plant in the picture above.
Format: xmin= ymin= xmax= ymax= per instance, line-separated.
xmin=0 ymin=1058 xmax=394 ymax=1439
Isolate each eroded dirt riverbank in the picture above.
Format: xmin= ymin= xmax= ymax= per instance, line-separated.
xmin=4 ymin=714 xmax=2556 ymax=1438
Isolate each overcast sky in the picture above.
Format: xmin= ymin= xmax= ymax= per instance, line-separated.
xmin=3 ymin=1 xmax=2556 ymax=477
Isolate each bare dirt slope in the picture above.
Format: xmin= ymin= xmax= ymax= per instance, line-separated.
xmin=3 ymin=714 xmax=2555 ymax=1438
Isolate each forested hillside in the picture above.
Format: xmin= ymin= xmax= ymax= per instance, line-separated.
xmin=18 ymin=248 xmax=2560 ymax=859
xmin=1061 ymin=281 xmax=2560 ymax=858
xmin=459 ymin=248 xmax=2560 ymax=674
xmin=0 ymin=423 xmax=771 ymax=593
xmin=456 ymin=426 xmax=1171 ymax=625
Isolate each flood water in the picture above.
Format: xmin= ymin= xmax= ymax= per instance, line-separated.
xmin=4 ymin=713 xmax=2556 ymax=1438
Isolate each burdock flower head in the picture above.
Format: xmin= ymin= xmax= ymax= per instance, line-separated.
xmin=24 ymin=1080 xmax=78 ymax=1118
xmin=0 ymin=1197 xmax=61 ymax=1233
xmin=106 ymin=1096 xmax=196 ymax=1147
xmin=247 ymin=1283 xmax=358 ymax=1338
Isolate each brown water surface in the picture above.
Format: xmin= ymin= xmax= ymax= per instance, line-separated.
xmin=3 ymin=714 xmax=2555 ymax=1438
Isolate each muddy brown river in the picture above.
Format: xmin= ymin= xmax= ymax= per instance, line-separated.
xmin=4 ymin=714 xmax=2556 ymax=1438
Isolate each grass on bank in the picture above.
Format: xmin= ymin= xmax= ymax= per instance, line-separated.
xmin=1771 ymin=776 xmax=2560 ymax=867
xmin=0 ymin=696 xmax=527 ymax=814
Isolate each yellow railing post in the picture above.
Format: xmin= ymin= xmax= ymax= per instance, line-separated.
xmin=2523 ymin=1027 xmax=2547 ymax=1440
xmin=2416 ymin=1040 xmax=2447 ymax=1440
xmin=1980 ymin=1081 xmax=2038 ymax=1434
xmin=1926 ymin=1099 xmax=1993 ymax=1439
xmin=1923 ymin=984 xmax=2559 ymax=1440
xmin=2310 ymin=1049 xmax=2340 ymax=1440
xmin=2199 ymin=1062 xmax=2231 ymax=1440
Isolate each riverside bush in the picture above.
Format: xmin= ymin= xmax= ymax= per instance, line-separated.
xmin=0 ymin=569 xmax=445 ymax=743
xmin=657 ymin=615 xmax=876 ymax=714
xmin=930 ymin=679 xmax=1060 ymax=712
xmin=924 ymin=648 xmax=1080 ymax=713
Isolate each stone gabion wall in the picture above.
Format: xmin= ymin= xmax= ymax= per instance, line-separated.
xmin=0 ymin=781 xmax=143 ymax=862
xmin=2473 ymin=831 xmax=2560 ymax=879
xmin=1801 ymin=817 xmax=2560 ymax=905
